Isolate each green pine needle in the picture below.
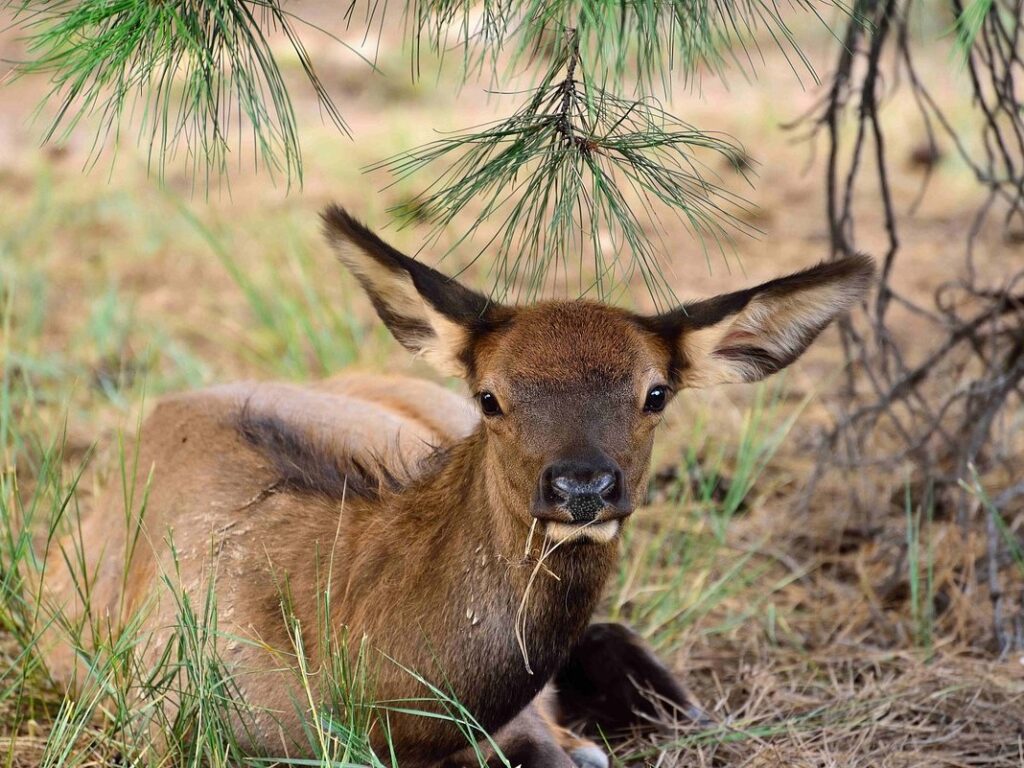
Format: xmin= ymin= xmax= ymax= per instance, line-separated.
xmin=3 ymin=0 xmax=845 ymax=298
xmin=6 ymin=0 xmax=349 ymax=189
xmin=954 ymin=0 xmax=995 ymax=60
xmin=377 ymin=30 xmax=758 ymax=304
xmin=408 ymin=0 xmax=838 ymax=95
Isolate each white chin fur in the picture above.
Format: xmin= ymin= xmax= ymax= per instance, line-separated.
xmin=544 ymin=520 xmax=620 ymax=544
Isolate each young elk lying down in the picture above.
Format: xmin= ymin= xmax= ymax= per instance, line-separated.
xmin=39 ymin=206 xmax=873 ymax=766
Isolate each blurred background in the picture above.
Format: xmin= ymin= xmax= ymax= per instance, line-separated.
xmin=1 ymin=1 xmax=1023 ymax=765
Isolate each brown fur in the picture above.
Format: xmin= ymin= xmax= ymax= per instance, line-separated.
xmin=37 ymin=207 xmax=874 ymax=766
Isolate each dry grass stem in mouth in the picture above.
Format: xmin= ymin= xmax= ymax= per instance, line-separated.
xmin=524 ymin=518 xmax=538 ymax=559
xmin=514 ymin=519 xmax=600 ymax=674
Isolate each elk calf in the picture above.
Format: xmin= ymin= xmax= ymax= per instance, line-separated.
xmin=38 ymin=207 xmax=873 ymax=766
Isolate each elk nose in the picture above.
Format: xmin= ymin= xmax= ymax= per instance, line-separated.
xmin=540 ymin=462 xmax=624 ymax=522
xmin=550 ymin=472 xmax=615 ymax=500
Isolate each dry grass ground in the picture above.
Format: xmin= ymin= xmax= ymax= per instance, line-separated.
xmin=1 ymin=4 xmax=1023 ymax=766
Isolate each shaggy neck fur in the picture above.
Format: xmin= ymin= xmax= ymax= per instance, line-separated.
xmin=307 ymin=427 xmax=619 ymax=763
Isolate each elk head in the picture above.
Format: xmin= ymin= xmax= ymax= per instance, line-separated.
xmin=322 ymin=206 xmax=873 ymax=546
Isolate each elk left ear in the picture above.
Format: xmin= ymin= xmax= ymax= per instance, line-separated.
xmin=322 ymin=205 xmax=504 ymax=378
xmin=645 ymin=256 xmax=875 ymax=388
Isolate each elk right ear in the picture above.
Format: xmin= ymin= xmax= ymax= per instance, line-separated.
xmin=644 ymin=255 xmax=875 ymax=388
xmin=322 ymin=205 xmax=501 ymax=378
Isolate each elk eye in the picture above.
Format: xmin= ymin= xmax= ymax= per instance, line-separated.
xmin=643 ymin=385 xmax=668 ymax=413
xmin=478 ymin=391 xmax=503 ymax=417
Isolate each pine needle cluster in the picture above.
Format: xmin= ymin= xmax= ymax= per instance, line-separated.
xmin=6 ymin=0 xmax=345 ymax=188
xmin=4 ymin=0 xmax=841 ymax=296
xmin=378 ymin=28 xmax=756 ymax=303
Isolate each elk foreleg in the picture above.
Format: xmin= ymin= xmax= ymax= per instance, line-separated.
xmin=552 ymin=622 xmax=708 ymax=734
xmin=440 ymin=697 xmax=607 ymax=768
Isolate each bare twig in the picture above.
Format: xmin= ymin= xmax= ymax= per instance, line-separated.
xmin=797 ymin=0 xmax=1024 ymax=651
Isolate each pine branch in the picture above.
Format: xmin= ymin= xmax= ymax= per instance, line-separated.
xmin=407 ymin=0 xmax=839 ymax=94
xmin=375 ymin=29 xmax=756 ymax=304
xmin=5 ymin=0 xmax=348 ymax=189
xmin=2 ymin=0 xmax=843 ymax=297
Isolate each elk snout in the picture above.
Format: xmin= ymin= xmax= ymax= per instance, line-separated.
xmin=535 ymin=456 xmax=630 ymax=524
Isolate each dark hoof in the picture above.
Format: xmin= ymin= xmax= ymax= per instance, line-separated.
xmin=555 ymin=622 xmax=701 ymax=733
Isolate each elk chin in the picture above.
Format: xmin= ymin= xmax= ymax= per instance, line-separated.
xmin=544 ymin=519 xmax=621 ymax=545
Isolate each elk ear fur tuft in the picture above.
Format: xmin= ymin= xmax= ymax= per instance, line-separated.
xmin=322 ymin=205 xmax=504 ymax=378
xmin=644 ymin=255 xmax=875 ymax=387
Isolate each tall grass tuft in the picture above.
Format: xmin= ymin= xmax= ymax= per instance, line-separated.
xmin=176 ymin=203 xmax=369 ymax=379
xmin=0 ymin=386 xmax=500 ymax=765
xmin=903 ymin=478 xmax=936 ymax=652
xmin=611 ymin=380 xmax=808 ymax=653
